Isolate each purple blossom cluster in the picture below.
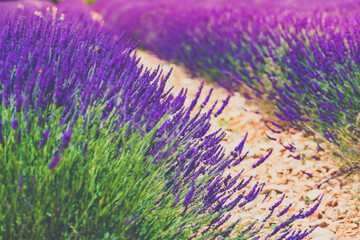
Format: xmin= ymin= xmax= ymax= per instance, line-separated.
xmin=92 ymin=0 xmax=360 ymax=166
xmin=0 ymin=3 xmax=320 ymax=239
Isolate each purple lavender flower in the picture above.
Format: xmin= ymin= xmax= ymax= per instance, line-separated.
xmin=301 ymin=195 xmax=323 ymax=218
xmin=262 ymin=192 xmax=270 ymax=203
xmin=17 ymin=129 xmax=21 ymax=144
xmin=188 ymin=81 xmax=204 ymax=113
xmin=11 ymin=117 xmax=18 ymax=130
xmin=269 ymin=194 xmax=285 ymax=211
xmin=301 ymin=171 xmax=313 ymax=177
xmin=61 ymin=130 xmax=72 ymax=149
xmin=48 ymin=152 xmax=61 ymax=170
xmin=40 ymin=130 xmax=50 ymax=148
xmin=81 ymin=141 xmax=88 ymax=157
xmin=278 ymin=204 xmax=293 ymax=217
xmin=15 ymin=95 xmax=23 ymax=113
xmin=214 ymin=213 xmax=232 ymax=230
xmin=214 ymin=95 xmax=230 ymax=117
xmin=200 ymin=88 xmax=213 ymax=108
xmin=252 ymin=149 xmax=273 ymax=168
xmin=234 ymin=133 xmax=248 ymax=153
xmin=265 ymin=133 xmax=277 ymax=141
xmin=317 ymin=143 xmax=325 ymax=152
xmin=182 ymin=181 xmax=195 ymax=207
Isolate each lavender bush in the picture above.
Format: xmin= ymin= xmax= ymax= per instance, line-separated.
xmin=0 ymin=4 xmax=320 ymax=239
xmin=92 ymin=0 xmax=360 ymax=170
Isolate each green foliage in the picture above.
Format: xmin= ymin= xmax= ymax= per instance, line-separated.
xmin=0 ymin=103 xmax=187 ymax=239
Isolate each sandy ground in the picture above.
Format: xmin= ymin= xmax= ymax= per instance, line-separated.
xmin=136 ymin=50 xmax=360 ymax=240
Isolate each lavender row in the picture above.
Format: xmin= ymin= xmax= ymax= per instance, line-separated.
xmin=92 ymin=0 xmax=360 ymax=168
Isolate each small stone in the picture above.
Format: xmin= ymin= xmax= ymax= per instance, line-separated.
xmin=309 ymin=227 xmax=338 ymax=240
xmin=338 ymin=205 xmax=348 ymax=218
xmin=326 ymin=208 xmax=339 ymax=221
xmin=230 ymin=93 xmax=245 ymax=108
xmin=262 ymin=184 xmax=288 ymax=193
xmin=306 ymin=189 xmax=323 ymax=201
xmin=325 ymin=199 xmax=333 ymax=207
xmin=316 ymin=212 xmax=323 ymax=219
xmin=310 ymin=219 xmax=331 ymax=228
xmin=331 ymin=199 xmax=339 ymax=207
xmin=346 ymin=209 xmax=358 ymax=218
xmin=350 ymin=223 xmax=358 ymax=229
xmin=180 ymin=78 xmax=193 ymax=85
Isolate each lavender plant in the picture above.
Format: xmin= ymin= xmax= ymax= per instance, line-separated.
xmin=0 ymin=0 xmax=53 ymax=15
xmin=92 ymin=0 xmax=360 ymax=170
xmin=0 ymin=6 xmax=319 ymax=240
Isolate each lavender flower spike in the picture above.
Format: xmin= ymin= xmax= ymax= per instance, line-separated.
xmin=183 ymin=181 xmax=195 ymax=207
xmin=269 ymin=194 xmax=285 ymax=211
xmin=40 ymin=130 xmax=50 ymax=148
xmin=278 ymin=204 xmax=292 ymax=217
xmin=200 ymin=88 xmax=213 ymax=108
xmin=214 ymin=95 xmax=230 ymax=117
xmin=48 ymin=152 xmax=61 ymax=170
xmin=82 ymin=141 xmax=88 ymax=157
xmin=11 ymin=117 xmax=18 ymax=130
xmin=61 ymin=130 xmax=72 ymax=149
xmin=301 ymin=195 xmax=323 ymax=218
xmin=252 ymin=149 xmax=273 ymax=168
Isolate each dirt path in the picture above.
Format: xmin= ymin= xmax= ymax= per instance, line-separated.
xmin=136 ymin=50 xmax=360 ymax=239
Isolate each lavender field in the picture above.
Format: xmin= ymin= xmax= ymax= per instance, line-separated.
xmin=0 ymin=0 xmax=359 ymax=239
